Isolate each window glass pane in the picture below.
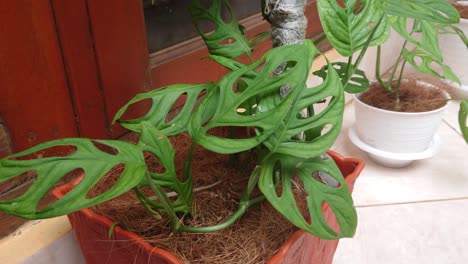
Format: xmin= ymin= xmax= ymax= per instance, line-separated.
xmin=144 ymin=0 xmax=261 ymax=53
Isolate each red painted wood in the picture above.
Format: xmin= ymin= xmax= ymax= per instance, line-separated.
xmin=150 ymin=1 xmax=323 ymax=87
xmin=0 ymin=0 xmax=78 ymax=152
xmin=86 ymin=0 xmax=150 ymax=138
xmin=51 ymin=0 xmax=110 ymax=139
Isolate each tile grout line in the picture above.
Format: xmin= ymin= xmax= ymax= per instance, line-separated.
xmin=355 ymin=196 xmax=468 ymax=208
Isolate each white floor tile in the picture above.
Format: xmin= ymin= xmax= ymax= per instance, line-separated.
xmin=334 ymin=199 xmax=468 ymax=264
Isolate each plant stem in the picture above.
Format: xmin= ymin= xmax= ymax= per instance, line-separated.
xmin=387 ymin=39 xmax=408 ymax=94
xmin=134 ymin=188 xmax=163 ymax=219
xmin=176 ymin=195 xmax=265 ymax=233
xmin=375 ymin=45 xmax=393 ymax=93
xmin=145 ymin=171 xmax=180 ymax=231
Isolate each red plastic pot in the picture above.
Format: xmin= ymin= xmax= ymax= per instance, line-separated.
xmin=52 ymin=150 xmax=364 ymax=264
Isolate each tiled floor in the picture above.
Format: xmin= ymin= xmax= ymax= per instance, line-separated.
xmin=333 ymin=101 xmax=468 ymax=264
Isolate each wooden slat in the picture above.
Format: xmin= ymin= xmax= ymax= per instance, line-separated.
xmin=0 ymin=0 xmax=78 ymax=152
xmin=86 ymin=0 xmax=150 ymax=137
xmin=51 ymin=0 xmax=110 ymax=139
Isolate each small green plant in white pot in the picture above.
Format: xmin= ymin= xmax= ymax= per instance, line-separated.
xmin=346 ymin=1 xmax=468 ymax=167
xmin=0 ymin=0 xmax=467 ymax=262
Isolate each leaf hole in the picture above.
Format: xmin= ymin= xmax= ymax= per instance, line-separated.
xmin=218 ymin=38 xmax=237 ymax=45
xmin=312 ymin=96 xmax=333 ymax=116
xmin=144 ymin=151 xmax=167 ymax=175
xmin=269 ymin=61 xmax=297 ymax=78
xmin=220 ymin=0 xmax=233 ymax=24
xmin=312 ymin=171 xmax=341 ymax=188
xmin=413 ymin=56 xmax=424 ymax=67
xmin=232 ymin=78 xmax=248 ymax=94
xmin=92 ymin=141 xmax=118 ymax=155
xmin=206 ymin=126 xmax=252 ymax=139
xmin=165 ymin=92 xmax=188 ymax=123
xmin=273 ymin=160 xmax=283 ymax=198
xmin=118 ymin=98 xmax=153 ymax=122
xmin=10 ymin=145 xmax=77 ymax=160
xmin=322 ymin=201 xmax=341 ymax=235
xmin=291 ymin=176 xmax=310 ymax=220
xmin=321 ymin=124 xmax=333 ymax=136
xmin=0 ymin=170 xmax=37 ymax=201
xmin=86 ymin=164 xmax=125 ymax=199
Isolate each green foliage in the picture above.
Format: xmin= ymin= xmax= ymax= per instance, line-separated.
xmin=0 ymin=139 xmax=146 ymax=219
xmin=377 ymin=0 xmax=460 ymax=24
xmin=314 ymin=62 xmax=370 ymax=94
xmin=190 ymin=0 xmax=253 ymax=59
xmin=460 ymin=100 xmax=468 ymax=143
xmin=139 ymin=122 xmax=193 ymax=213
xmin=258 ymin=154 xmax=357 ymax=239
xmin=113 ymin=83 xmax=216 ymax=136
xmin=317 ymin=0 xmax=390 ymax=56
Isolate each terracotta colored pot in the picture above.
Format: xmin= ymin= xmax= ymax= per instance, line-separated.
xmin=52 ymin=150 xmax=364 ymax=264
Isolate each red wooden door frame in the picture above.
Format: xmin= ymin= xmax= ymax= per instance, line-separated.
xmin=0 ymin=0 xmax=79 ymax=152
xmin=52 ymin=0 xmax=150 ymax=139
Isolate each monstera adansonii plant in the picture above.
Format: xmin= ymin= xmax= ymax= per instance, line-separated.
xmin=0 ymin=0 xmax=466 ymax=241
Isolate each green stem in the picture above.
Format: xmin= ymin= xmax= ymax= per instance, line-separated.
xmin=176 ymin=195 xmax=265 ymax=233
xmin=145 ymin=171 xmax=180 ymax=231
xmin=375 ymin=45 xmax=393 ymax=93
xmin=387 ymin=39 xmax=408 ymax=90
xmin=134 ymin=188 xmax=163 ymax=219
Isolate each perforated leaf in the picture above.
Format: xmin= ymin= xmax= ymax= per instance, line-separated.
xmin=317 ymin=0 xmax=390 ymax=56
xmin=314 ymin=62 xmax=369 ymax=94
xmin=138 ymin=122 xmax=192 ymax=213
xmin=190 ymin=0 xmax=252 ymax=59
xmin=261 ymin=61 xmax=345 ymax=159
xmin=460 ymin=100 xmax=468 ymax=143
xmin=377 ymin=0 xmax=460 ymax=24
xmin=190 ymin=40 xmax=318 ymax=154
xmin=0 ymin=139 xmax=146 ymax=219
xmin=113 ymin=83 xmax=216 ymax=136
xmin=390 ymin=17 xmax=442 ymax=60
xmin=258 ymin=154 xmax=357 ymax=239
xmin=402 ymin=48 xmax=459 ymax=83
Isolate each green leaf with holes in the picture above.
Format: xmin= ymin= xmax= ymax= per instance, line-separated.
xmin=317 ymin=0 xmax=390 ymax=56
xmin=459 ymin=100 xmax=468 ymax=144
xmin=113 ymin=83 xmax=216 ymax=136
xmin=258 ymin=154 xmax=357 ymax=239
xmin=190 ymin=40 xmax=319 ymax=154
xmin=261 ymin=60 xmax=345 ymax=159
xmin=314 ymin=62 xmax=369 ymax=94
xmin=190 ymin=0 xmax=252 ymax=59
xmin=390 ymin=17 xmax=443 ymax=60
xmin=0 ymin=139 xmax=146 ymax=219
xmin=138 ymin=122 xmax=192 ymax=213
xmin=377 ymin=0 xmax=460 ymax=24
xmin=402 ymin=48 xmax=460 ymax=84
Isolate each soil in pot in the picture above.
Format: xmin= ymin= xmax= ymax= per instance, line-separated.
xmin=359 ymin=79 xmax=449 ymax=112
xmin=88 ymin=131 xmax=314 ymax=264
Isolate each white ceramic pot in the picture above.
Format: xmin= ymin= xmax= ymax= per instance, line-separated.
xmin=349 ymin=81 xmax=450 ymax=168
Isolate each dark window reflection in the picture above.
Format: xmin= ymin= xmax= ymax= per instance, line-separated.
xmin=144 ymin=0 xmax=261 ymax=53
